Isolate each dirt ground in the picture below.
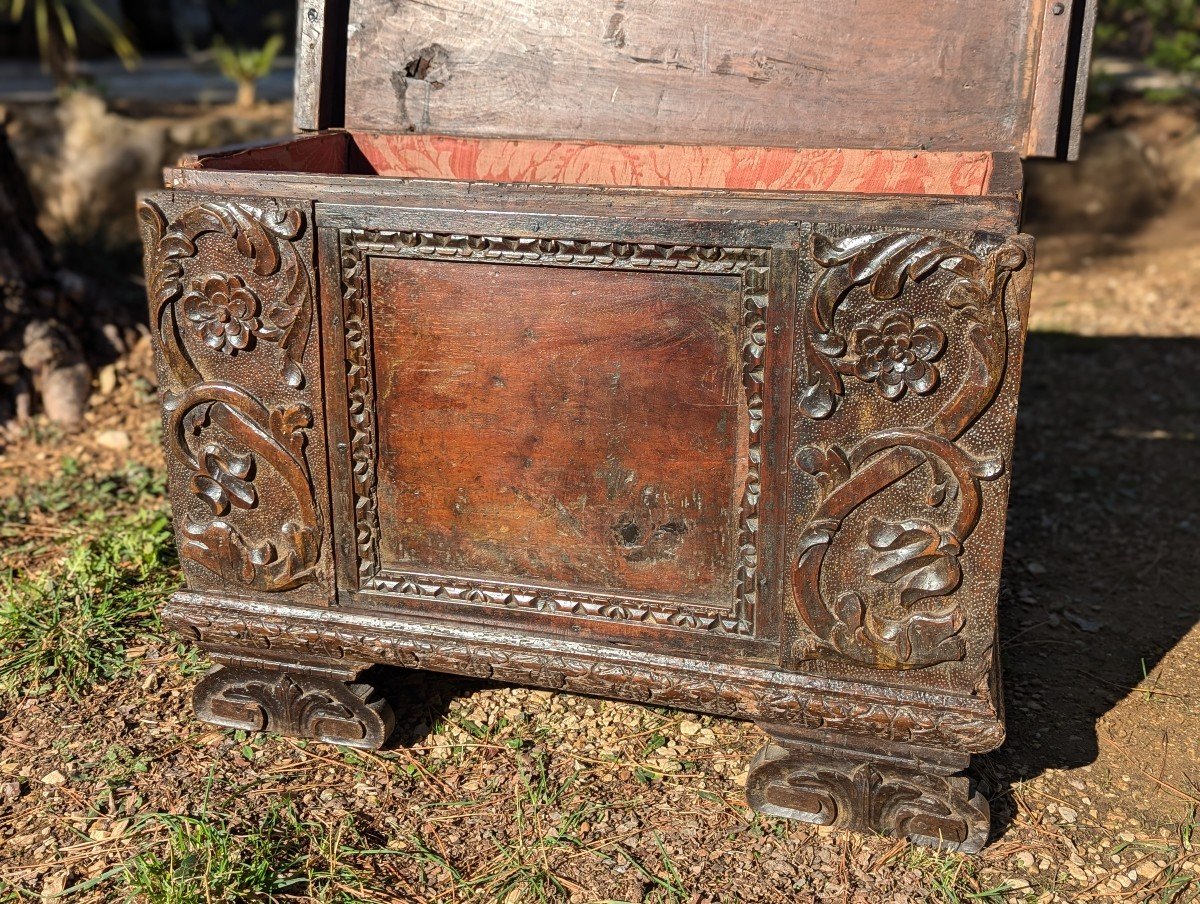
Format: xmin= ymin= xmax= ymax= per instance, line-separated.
xmin=0 ymin=102 xmax=1199 ymax=902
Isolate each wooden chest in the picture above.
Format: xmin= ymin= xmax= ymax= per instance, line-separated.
xmin=140 ymin=0 xmax=1096 ymax=852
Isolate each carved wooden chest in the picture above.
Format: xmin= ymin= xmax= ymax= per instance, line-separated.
xmin=141 ymin=0 xmax=1096 ymax=852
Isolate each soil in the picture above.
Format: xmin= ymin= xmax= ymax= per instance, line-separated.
xmin=0 ymin=102 xmax=1198 ymax=902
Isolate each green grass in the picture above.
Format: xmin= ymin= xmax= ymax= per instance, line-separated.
xmin=125 ymin=797 xmax=391 ymax=904
xmin=905 ymin=847 xmax=1016 ymax=904
xmin=0 ymin=459 xmax=178 ymax=701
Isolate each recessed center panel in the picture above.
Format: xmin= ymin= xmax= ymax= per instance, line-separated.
xmin=369 ymin=258 xmax=748 ymax=608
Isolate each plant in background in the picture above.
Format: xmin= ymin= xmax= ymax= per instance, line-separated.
xmin=212 ymin=34 xmax=285 ymax=109
xmin=1097 ymin=0 xmax=1200 ymax=74
xmin=1 ymin=0 xmax=137 ymax=85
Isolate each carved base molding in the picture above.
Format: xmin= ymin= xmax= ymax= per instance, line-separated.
xmin=167 ymin=592 xmax=1003 ymax=754
xmin=194 ymin=663 xmax=395 ymax=749
xmin=747 ymin=726 xmax=989 ymax=853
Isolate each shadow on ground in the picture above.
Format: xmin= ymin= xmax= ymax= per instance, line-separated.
xmin=985 ymin=331 xmax=1200 ymax=838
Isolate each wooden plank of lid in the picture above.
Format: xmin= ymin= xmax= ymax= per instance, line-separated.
xmin=299 ymin=0 xmax=1095 ymax=159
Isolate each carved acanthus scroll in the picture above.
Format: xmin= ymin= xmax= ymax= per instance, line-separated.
xmin=139 ymin=198 xmax=321 ymax=592
xmin=791 ymin=232 xmax=1026 ymax=670
xmin=195 ymin=665 xmax=394 ymax=749
xmin=747 ymin=735 xmax=990 ymax=853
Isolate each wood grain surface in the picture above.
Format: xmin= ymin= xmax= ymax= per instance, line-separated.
xmin=342 ymin=0 xmax=1065 ymax=155
xmin=368 ymin=258 xmax=747 ymax=606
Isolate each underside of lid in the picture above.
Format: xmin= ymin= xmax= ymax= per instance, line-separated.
xmin=295 ymin=0 xmax=1096 ymax=160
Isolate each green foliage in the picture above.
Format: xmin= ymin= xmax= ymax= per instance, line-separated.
xmin=125 ymin=799 xmax=385 ymax=904
xmin=0 ymin=462 xmax=176 ymax=701
xmin=1097 ymin=0 xmax=1200 ymax=73
xmin=212 ymin=34 xmax=285 ymax=108
xmin=1 ymin=0 xmax=137 ymax=83
xmin=0 ymin=508 xmax=176 ymax=701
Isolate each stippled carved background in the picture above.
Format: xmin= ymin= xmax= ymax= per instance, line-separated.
xmin=786 ymin=225 xmax=1033 ymax=697
xmin=138 ymin=192 xmax=334 ymax=604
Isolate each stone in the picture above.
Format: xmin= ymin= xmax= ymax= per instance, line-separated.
xmin=95 ymin=429 xmax=131 ymax=451
xmin=97 ymin=364 xmax=118 ymax=396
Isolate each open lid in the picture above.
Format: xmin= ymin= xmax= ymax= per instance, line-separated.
xmin=295 ymin=0 xmax=1096 ymax=160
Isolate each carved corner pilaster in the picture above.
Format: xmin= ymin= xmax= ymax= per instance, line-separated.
xmin=195 ymin=663 xmax=395 ymax=749
xmin=747 ymin=725 xmax=990 ymax=853
xmin=137 ymin=193 xmax=332 ymax=600
xmin=787 ymin=228 xmax=1032 ymax=675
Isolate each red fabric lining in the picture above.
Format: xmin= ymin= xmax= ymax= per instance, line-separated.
xmin=351 ymin=133 xmax=994 ymax=196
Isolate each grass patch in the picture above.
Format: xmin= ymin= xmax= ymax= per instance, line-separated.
xmin=0 ymin=459 xmax=178 ymax=701
xmin=905 ymin=846 xmax=1015 ymax=903
xmin=125 ymin=798 xmax=394 ymax=904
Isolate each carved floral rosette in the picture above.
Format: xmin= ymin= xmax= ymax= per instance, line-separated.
xmin=789 ymin=228 xmax=1028 ymax=673
xmin=138 ymin=195 xmax=327 ymax=595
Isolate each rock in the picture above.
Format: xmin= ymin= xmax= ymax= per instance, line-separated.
xmin=40 ymin=770 xmax=66 ymax=786
xmin=95 ymin=429 xmax=131 ymax=451
xmin=1058 ymin=805 xmax=1078 ymax=824
xmin=1064 ymin=611 xmax=1103 ymax=633
xmin=20 ymin=320 xmax=90 ymax=427
xmin=679 ymin=719 xmax=702 ymax=737
xmin=97 ymin=364 xmax=118 ymax=396
xmin=1168 ymin=131 xmax=1200 ymax=201
xmin=7 ymin=90 xmax=290 ymax=246
xmin=1015 ymin=851 xmax=1036 ymax=871
xmin=1136 ymin=861 xmax=1161 ymax=879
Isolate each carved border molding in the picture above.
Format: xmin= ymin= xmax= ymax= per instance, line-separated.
xmin=166 ymin=594 xmax=1006 ymax=754
xmin=790 ymin=231 xmax=1027 ymax=670
xmin=336 ymin=228 xmax=771 ymax=637
xmin=139 ymin=198 xmax=322 ymax=592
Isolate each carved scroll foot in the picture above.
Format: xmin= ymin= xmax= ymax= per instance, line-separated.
xmin=194 ymin=664 xmax=395 ymax=750
xmin=746 ymin=726 xmax=990 ymax=853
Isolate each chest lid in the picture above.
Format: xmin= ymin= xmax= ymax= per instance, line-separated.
xmin=296 ymin=0 xmax=1096 ymax=160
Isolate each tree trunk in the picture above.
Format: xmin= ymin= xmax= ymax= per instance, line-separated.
xmin=0 ymin=122 xmax=91 ymax=428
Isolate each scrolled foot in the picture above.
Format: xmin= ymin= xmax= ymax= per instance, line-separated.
xmin=746 ymin=729 xmax=990 ymax=854
xmin=194 ymin=664 xmax=395 ymax=750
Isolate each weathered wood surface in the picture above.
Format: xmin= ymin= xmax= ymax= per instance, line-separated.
xmin=167 ymin=591 xmax=1006 ymax=754
xmin=163 ymin=166 xmax=1025 ymax=237
xmin=340 ymin=0 xmax=1092 ymax=157
xmin=294 ymin=0 xmax=349 ymax=130
xmin=369 ymin=259 xmax=747 ymax=604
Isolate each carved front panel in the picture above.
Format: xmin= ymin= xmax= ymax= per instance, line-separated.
xmin=139 ymin=193 xmax=332 ymax=602
xmin=333 ymin=229 xmax=775 ymax=640
xmin=786 ymin=226 xmax=1032 ymax=693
